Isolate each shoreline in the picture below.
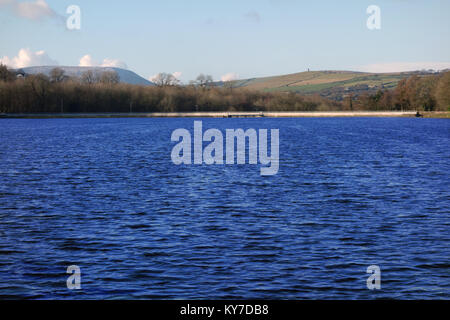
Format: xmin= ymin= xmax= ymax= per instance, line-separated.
xmin=1 ymin=111 xmax=449 ymax=119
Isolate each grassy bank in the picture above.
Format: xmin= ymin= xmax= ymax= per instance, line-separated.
xmin=420 ymin=112 xmax=450 ymax=118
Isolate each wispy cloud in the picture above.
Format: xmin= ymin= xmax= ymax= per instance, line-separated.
xmin=0 ymin=48 xmax=58 ymax=68
xmin=221 ymin=72 xmax=239 ymax=82
xmin=172 ymin=71 xmax=182 ymax=80
xmin=0 ymin=0 xmax=60 ymax=21
xmin=79 ymin=55 xmax=128 ymax=69
xmin=357 ymin=62 xmax=450 ymax=73
xmin=99 ymin=58 xmax=128 ymax=69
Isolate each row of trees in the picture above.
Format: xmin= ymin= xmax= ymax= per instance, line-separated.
xmin=1 ymin=64 xmax=449 ymax=113
xmin=0 ymin=65 xmax=338 ymax=113
xmin=151 ymin=73 xmax=214 ymax=88
xmin=352 ymin=73 xmax=450 ymax=111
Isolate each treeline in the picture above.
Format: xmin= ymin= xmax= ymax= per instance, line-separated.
xmin=1 ymin=65 xmax=449 ymax=113
xmin=0 ymin=66 xmax=340 ymax=113
xmin=352 ymin=72 xmax=450 ymax=111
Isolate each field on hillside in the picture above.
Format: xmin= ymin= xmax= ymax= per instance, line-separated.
xmin=232 ymin=71 xmax=435 ymax=101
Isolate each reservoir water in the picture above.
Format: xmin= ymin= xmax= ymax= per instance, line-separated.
xmin=0 ymin=117 xmax=448 ymax=299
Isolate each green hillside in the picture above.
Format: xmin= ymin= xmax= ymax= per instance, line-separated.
xmin=231 ymin=70 xmax=435 ymax=101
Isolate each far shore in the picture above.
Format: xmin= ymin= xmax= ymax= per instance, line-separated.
xmin=1 ymin=111 xmax=449 ymax=119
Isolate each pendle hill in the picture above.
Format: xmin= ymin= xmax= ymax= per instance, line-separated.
xmin=16 ymin=66 xmax=154 ymax=86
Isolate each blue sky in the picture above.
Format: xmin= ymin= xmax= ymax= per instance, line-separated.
xmin=1 ymin=0 xmax=449 ymax=82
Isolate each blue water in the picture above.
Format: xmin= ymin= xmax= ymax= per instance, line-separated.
xmin=0 ymin=117 xmax=449 ymax=300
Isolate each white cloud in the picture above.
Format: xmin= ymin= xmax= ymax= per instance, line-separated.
xmin=78 ymin=55 xmax=128 ymax=69
xmin=15 ymin=0 xmax=55 ymax=20
xmin=78 ymin=54 xmax=94 ymax=67
xmin=0 ymin=48 xmax=58 ymax=68
xmin=357 ymin=62 xmax=450 ymax=73
xmin=172 ymin=71 xmax=182 ymax=79
xmin=221 ymin=72 xmax=239 ymax=82
xmin=0 ymin=0 xmax=58 ymax=21
xmin=101 ymin=58 xmax=127 ymax=69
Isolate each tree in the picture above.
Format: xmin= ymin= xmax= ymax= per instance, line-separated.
xmin=0 ymin=64 xmax=15 ymax=82
xmin=81 ymin=70 xmax=99 ymax=85
xmin=223 ymin=80 xmax=235 ymax=93
xmin=27 ymin=74 xmax=50 ymax=112
xmin=413 ymin=76 xmax=438 ymax=111
xmin=195 ymin=74 xmax=213 ymax=88
xmin=100 ymin=71 xmax=120 ymax=85
xmin=347 ymin=94 xmax=354 ymax=111
xmin=394 ymin=78 xmax=410 ymax=111
xmin=378 ymin=90 xmax=394 ymax=110
xmin=50 ymin=67 xmax=67 ymax=83
xmin=436 ymin=71 xmax=450 ymax=111
xmin=152 ymin=73 xmax=180 ymax=87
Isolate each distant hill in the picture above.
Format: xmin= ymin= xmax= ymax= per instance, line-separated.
xmin=225 ymin=70 xmax=440 ymax=101
xmin=17 ymin=66 xmax=154 ymax=86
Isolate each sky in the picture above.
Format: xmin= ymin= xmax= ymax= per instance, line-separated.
xmin=1 ymin=0 xmax=449 ymax=83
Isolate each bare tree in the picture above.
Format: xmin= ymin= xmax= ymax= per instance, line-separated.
xmin=0 ymin=64 xmax=15 ymax=82
xmin=81 ymin=70 xmax=99 ymax=85
xmin=28 ymin=74 xmax=50 ymax=111
xmin=195 ymin=74 xmax=213 ymax=88
xmin=50 ymin=68 xmax=67 ymax=83
xmin=100 ymin=71 xmax=120 ymax=85
xmin=152 ymin=73 xmax=180 ymax=87
xmin=223 ymin=80 xmax=235 ymax=92
xmin=436 ymin=71 xmax=450 ymax=110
